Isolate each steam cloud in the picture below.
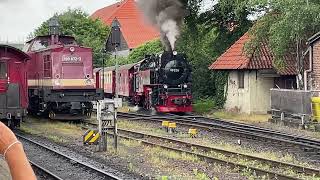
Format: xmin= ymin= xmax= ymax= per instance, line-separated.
xmin=137 ymin=0 xmax=185 ymax=51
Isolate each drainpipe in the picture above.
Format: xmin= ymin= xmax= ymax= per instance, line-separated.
xmin=304 ymin=46 xmax=312 ymax=91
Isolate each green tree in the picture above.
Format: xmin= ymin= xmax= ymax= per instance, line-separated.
xmin=177 ymin=0 xmax=251 ymax=107
xmin=31 ymin=8 xmax=110 ymax=67
xmin=246 ymin=0 xmax=320 ymax=80
xmin=128 ymin=39 xmax=163 ymax=62
xmin=103 ymin=39 xmax=162 ymax=67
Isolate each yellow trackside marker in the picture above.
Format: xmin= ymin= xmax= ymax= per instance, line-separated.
xmin=89 ymin=133 xmax=100 ymax=143
xmin=168 ymin=122 xmax=176 ymax=129
xmin=189 ymin=128 xmax=197 ymax=138
xmin=83 ymin=129 xmax=100 ymax=145
xmin=84 ymin=130 xmax=94 ymax=142
xmin=162 ymin=121 xmax=170 ymax=127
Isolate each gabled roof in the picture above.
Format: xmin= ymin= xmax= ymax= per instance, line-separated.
xmin=91 ymin=0 xmax=160 ymax=49
xmin=209 ymin=33 xmax=298 ymax=75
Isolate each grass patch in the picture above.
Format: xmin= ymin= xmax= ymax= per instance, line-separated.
xmin=193 ymin=99 xmax=216 ymax=114
xmin=209 ymin=110 xmax=270 ymax=123
xmin=20 ymin=117 xmax=83 ymax=143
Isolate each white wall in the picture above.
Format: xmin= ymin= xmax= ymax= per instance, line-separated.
xmin=224 ymin=70 xmax=274 ymax=114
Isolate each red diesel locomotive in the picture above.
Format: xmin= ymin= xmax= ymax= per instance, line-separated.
xmin=24 ymin=18 xmax=103 ymax=120
xmin=95 ymin=51 xmax=192 ymax=113
xmin=0 ymin=45 xmax=30 ymax=127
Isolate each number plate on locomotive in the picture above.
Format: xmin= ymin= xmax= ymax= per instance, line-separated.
xmin=62 ymin=55 xmax=82 ymax=63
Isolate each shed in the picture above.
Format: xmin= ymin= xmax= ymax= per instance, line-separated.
xmin=209 ymin=33 xmax=298 ymax=114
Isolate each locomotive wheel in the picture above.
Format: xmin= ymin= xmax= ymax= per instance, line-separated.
xmin=49 ymin=111 xmax=56 ymax=119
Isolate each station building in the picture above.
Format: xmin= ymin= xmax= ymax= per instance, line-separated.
xmin=209 ymin=33 xmax=298 ymax=114
xmin=91 ymin=0 xmax=160 ymax=56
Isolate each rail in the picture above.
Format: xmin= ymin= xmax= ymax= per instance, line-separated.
xmin=17 ymin=134 xmax=121 ymax=180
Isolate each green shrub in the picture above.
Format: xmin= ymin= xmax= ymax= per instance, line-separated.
xmin=193 ymin=98 xmax=216 ymax=114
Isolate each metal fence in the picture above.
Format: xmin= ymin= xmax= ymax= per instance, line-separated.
xmin=270 ymin=89 xmax=312 ymax=116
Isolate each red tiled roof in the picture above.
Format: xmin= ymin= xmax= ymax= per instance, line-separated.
xmin=209 ymin=33 xmax=298 ymax=75
xmin=91 ymin=0 xmax=160 ymax=49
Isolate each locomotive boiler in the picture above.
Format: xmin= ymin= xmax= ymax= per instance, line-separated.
xmin=24 ymin=18 xmax=103 ymax=120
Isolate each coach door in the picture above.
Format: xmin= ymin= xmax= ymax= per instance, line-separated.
xmin=0 ymin=61 xmax=8 ymax=107
xmin=7 ymin=62 xmax=21 ymax=108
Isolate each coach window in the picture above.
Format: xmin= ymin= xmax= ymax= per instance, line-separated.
xmin=43 ymin=55 xmax=51 ymax=78
xmin=0 ymin=62 xmax=7 ymax=79
xmin=238 ymin=71 xmax=245 ymax=89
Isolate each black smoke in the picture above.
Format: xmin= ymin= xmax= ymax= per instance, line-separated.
xmin=137 ymin=0 xmax=186 ymax=51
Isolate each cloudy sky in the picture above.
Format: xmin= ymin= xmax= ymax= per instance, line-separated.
xmin=0 ymin=0 xmax=118 ymax=42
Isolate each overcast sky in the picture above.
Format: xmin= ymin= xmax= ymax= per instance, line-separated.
xmin=0 ymin=0 xmax=214 ymax=43
xmin=0 ymin=0 xmax=118 ymax=42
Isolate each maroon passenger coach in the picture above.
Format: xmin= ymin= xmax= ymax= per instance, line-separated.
xmin=96 ymin=51 xmax=193 ymax=113
xmin=0 ymin=45 xmax=30 ymax=127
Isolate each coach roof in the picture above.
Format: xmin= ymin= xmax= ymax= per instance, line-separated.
xmin=0 ymin=44 xmax=30 ymax=61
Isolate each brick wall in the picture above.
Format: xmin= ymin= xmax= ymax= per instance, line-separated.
xmin=312 ymin=40 xmax=320 ymax=90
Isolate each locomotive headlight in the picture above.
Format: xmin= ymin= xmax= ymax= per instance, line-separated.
xmin=183 ymin=84 xmax=188 ymax=88
xmin=164 ymin=85 xmax=168 ymax=89
xmin=173 ymin=51 xmax=178 ymax=55
xmin=85 ymin=74 xmax=90 ymax=79
xmin=54 ymin=74 xmax=61 ymax=85
xmin=70 ymin=47 xmax=75 ymax=52
xmin=54 ymin=79 xmax=61 ymax=86
xmin=85 ymin=79 xmax=93 ymax=85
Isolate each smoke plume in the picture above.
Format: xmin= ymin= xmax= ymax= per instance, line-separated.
xmin=137 ymin=0 xmax=185 ymax=51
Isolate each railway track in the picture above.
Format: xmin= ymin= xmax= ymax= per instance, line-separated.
xmin=16 ymin=134 xmax=121 ymax=180
xmin=83 ymin=121 xmax=320 ymax=179
xmin=117 ymin=112 xmax=320 ymax=153
xmin=30 ymin=160 xmax=63 ymax=180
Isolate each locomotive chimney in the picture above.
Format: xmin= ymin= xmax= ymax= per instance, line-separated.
xmin=48 ymin=17 xmax=60 ymax=45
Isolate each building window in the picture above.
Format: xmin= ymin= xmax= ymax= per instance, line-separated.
xmin=43 ymin=55 xmax=51 ymax=78
xmin=0 ymin=62 xmax=7 ymax=79
xmin=238 ymin=71 xmax=245 ymax=89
